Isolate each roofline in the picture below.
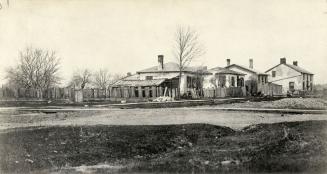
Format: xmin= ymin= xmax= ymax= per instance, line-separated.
xmin=265 ymin=63 xmax=314 ymax=75
xmin=136 ymin=70 xmax=211 ymax=75
xmin=226 ymin=64 xmax=268 ymax=75
xmin=265 ymin=64 xmax=280 ymax=73
xmin=213 ymin=72 xmax=246 ymax=76
xmin=284 ymin=64 xmax=314 ymax=75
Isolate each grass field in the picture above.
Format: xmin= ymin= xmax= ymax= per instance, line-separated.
xmin=1 ymin=120 xmax=326 ymax=173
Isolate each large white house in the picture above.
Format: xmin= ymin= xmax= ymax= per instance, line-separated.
xmin=113 ymin=55 xmax=208 ymax=98
xmin=265 ymin=58 xmax=314 ymax=94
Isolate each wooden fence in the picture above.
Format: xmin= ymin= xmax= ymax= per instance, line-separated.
xmin=203 ymin=87 xmax=246 ymax=98
xmin=0 ymin=85 xmax=250 ymax=101
xmin=257 ymin=83 xmax=283 ymax=96
xmin=0 ymin=86 xmax=178 ymax=101
xmin=108 ymin=86 xmax=178 ymax=99
xmin=0 ymin=87 xmax=75 ymax=100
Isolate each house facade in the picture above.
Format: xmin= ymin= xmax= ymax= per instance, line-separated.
xmin=225 ymin=59 xmax=269 ymax=95
xmin=265 ymin=58 xmax=314 ymax=94
xmin=112 ymin=55 xmax=208 ymax=98
xmin=203 ymin=67 xmax=245 ymax=89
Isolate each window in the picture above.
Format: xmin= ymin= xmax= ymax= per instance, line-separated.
xmin=146 ymin=76 xmax=153 ymax=80
xmin=272 ymin=71 xmax=276 ymax=77
xmin=141 ymin=87 xmax=145 ymax=97
xmin=218 ymin=75 xmax=226 ymax=87
xmin=261 ymin=76 xmax=264 ymax=84
xmin=149 ymin=88 xmax=153 ymax=97
xmin=187 ymin=76 xmax=192 ymax=88
xmin=289 ymin=82 xmax=295 ymax=91
xmin=231 ymin=77 xmax=235 ymax=87
xmin=134 ymin=87 xmax=139 ymax=97
xmin=237 ymin=77 xmax=244 ymax=87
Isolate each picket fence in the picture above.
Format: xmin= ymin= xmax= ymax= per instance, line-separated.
xmin=0 ymin=86 xmax=255 ymax=101
xmin=203 ymin=87 xmax=246 ymax=98
xmin=257 ymin=83 xmax=283 ymax=96
xmin=0 ymin=86 xmax=179 ymax=101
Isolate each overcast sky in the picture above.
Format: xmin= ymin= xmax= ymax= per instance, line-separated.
xmin=0 ymin=0 xmax=327 ymax=86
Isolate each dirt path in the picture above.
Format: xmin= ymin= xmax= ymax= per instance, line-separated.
xmin=1 ymin=108 xmax=327 ymax=130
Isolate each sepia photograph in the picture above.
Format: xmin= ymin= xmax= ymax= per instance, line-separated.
xmin=0 ymin=0 xmax=327 ymax=173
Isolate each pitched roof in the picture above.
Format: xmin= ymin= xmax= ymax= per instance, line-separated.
xmin=226 ymin=64 xmax=268 ymax=75
xmin=285 ymin=64 xmax=313 ymax=74
xmin=137 ymin=62 xmax=207 ymax=73
xmin=210 ymin=67 xmax=245 ymax=75
xmin=112 ymin=79 xmax=166 ymax=87
xmin=111 ymin=73 xmax=180 ymax=87
xmin=265 ymin=63 xmax=313 ymax=75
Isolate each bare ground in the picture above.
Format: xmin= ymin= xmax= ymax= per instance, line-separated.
xmin=0 ymin=121 xmax=326 ymax=173
xmin=207 ymin=98 xmax=327 ymax=110
xmin=1 ymin=108 xmax=327 ymax=130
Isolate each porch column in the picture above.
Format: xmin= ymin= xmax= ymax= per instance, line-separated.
xmin=138 ymin=86 xmax=142 ymax=98
xmin=152 ymin=86 xmax=157 ymax=97
xmin=159 ymin=86 xmax=163 ymax=96
xmin=131 ymin=87 xmax=135 ymax=98
xmin=145 ymin=87 xmax=150 ymax=98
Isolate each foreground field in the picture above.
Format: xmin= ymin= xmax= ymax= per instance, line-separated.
xmin=0 ymin=120 xmax=326 ymax=173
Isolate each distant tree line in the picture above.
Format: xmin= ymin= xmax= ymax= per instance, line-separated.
xmin=5 ymin=47 xmax=124 ymax=90
xmin=69 ymin=68 xmax=124 ymax=89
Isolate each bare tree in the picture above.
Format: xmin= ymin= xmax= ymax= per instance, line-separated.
xmin=5 ymin=47 xmax=61 ymax=90
xmin=93 ymin=69 xmax=112 ymax=89
xmin=173 ymin=26 xmax=204 ymax=98
xmin=70 ymin=69 xmax=92 ymax=89
xmin=109 ymin=73 xmax=125 ymax=86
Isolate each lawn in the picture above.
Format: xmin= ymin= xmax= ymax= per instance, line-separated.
xmin=0 ymin=120 xmax=326 ymax=173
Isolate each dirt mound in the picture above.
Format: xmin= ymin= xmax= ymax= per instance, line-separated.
xmin=0 ymin=124 xmax=234 ymax=173
xmin=0 ymin=121 xmax=326 ymax=173
xmin=264 ymin=98 xmax=327 ymax=110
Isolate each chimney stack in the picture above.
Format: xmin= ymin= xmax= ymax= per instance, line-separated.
xmin=226 ymin=59 xmax=231 ymax=66
xmin=293 ymin=61 xmax=298 ymax=66
xmin=158 ymin=55 xmax=164 ymax=70
xmin=249 ymin=59 xmax=253 ymax=69
xmin=127 ymin=72 xmax=132 ymax=76
xmin=280 ymin=58 xmax=286 ymax=64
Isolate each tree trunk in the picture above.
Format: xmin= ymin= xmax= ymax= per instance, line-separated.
xmin=178 ymin=70 xmax=182 ymax=99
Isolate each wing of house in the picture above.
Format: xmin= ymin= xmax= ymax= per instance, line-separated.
xmin=203 ymin=67 xmax=245 ymax=89
xmin=224 ymin=59 xmax=269 ymax=95
xmin=265 ymin=58 xmax=314 ymax=94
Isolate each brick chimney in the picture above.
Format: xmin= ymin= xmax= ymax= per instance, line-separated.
xmin=158 ymin=55 xmax=164 ymax=70
xmin=280 ymin=58 xmax=286 ymax=64
xmin=293 ymin=61 xmax=298 ymax=66
xmin=226 ymin=59 xmax=231 ymax=66
xmin=127 ymin=72 xmax=132 ymax=76
xmin=249 ymin=59 xmax=253 ymax=69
